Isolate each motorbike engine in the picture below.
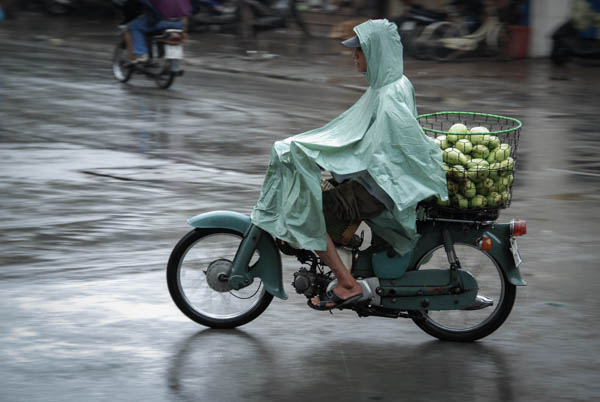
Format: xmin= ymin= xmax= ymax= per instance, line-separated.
xmin=292 ymin=268 xmax=331 ymax=298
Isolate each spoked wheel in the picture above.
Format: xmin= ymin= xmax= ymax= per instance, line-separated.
xmin=429 ymin=22 xmax=466 ymax=61
xmin=485 ymin=24 xmax=510 ymax=59
xmin=155 ymin=68 xmax=176 ymax=89
xmin=411 ymin=243 xmax=516 ymax=342
xmin=112 ymin=40 xmax=133 ymax=83
xmin=153 ymin=46 xmax=175 ymax=89
xmin=167 ymin=228 xmax=273 ymax=329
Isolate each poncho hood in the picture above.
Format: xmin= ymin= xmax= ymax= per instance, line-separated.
xmin=251 ymin=19 xmax=448 ymax=254
xmin=355 ymin=19 xmax=404 ymax=89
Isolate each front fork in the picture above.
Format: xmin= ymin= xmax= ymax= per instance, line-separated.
xmin=228 ymin=224 xmax=263 ymax=290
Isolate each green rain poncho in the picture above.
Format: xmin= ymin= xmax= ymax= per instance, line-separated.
xmin=251 ymin=19 xmax=448 ymax=254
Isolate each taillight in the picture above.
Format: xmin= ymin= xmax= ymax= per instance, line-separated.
xmin=510 ymin=219 xmax=527 ymax=236
xmin=168 ymin=34 xmax=182 ymax=45
xmin=479 ymin=236 xmax=492 ymax=252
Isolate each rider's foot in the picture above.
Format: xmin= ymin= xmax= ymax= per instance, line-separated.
xmin=310 ymin=284 xmax=363 ymax=309
xmin=132 ymin=54 xmax=149 ymax=65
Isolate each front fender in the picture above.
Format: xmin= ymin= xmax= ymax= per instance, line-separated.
xmin=412 ymin=221 xmax=526 ymax=286
xmin=188 ymin=211 xmax=288 ymax=300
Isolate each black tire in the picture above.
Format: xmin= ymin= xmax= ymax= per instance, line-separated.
xmin=429 ymin=22 xmax=464 ymax=62
xmin=155 ymin=60 xmax=176 ymax=89
xmin=411 ymin=243 xmax=517 ymax=342
xmin=167 ymin=228 xmax=274 ymax=329
xmin=112 ymin=41 xmax=133 ymax=83
xmin=551 ymin=44 xmax=570 ymax=66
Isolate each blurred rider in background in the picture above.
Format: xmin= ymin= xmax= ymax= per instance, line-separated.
xmin=124 ymin=0 xmax=192 ymax=64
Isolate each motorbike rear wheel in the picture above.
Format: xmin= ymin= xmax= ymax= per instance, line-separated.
xmin=155 ymin=69 xmax=176 ymax=89
xmin=154 ymin=49 xmax=176 ymax=89
xmin=112 ymin=40 xmax=133 ymax=83
xmin=167 ymin=228 xmax=273 ymax=329
xmin=411 ymin=243 xmax=516 ymax=342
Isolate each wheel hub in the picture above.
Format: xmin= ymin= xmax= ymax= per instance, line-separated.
xmin=206 ymin=259 xmax=233 ymax=292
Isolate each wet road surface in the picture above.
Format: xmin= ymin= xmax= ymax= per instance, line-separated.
xmin=1 ymin=13 xmax=600 ymax=402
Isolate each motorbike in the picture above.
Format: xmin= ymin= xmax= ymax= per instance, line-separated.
xmin=112 ymin=26 xmax=185 ymax=89
xmin=551 ymin=20 xmax=600 ymax=66
xmin=188 ymin=0 xmax=309 ymax=38
xmin=166 ymin=112 xmax=527 ymax=342
xmin=18 ymin=0 xmax=73 ymax=15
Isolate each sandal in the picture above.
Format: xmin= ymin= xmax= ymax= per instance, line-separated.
xmin=308 ymin=289 xmax=363 ymax=311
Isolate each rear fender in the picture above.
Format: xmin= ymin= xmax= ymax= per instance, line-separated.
xmin=412 ymin=221 xmax=526 ymax=286
xmin=188 ymin=211 xmax=288 ymax=299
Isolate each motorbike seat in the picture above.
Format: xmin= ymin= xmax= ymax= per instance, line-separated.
xmin=149 ymin=29 xmax=183 ymax=40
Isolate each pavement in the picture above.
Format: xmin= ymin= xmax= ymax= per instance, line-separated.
xmin=1 ymin=12 xmax=600 ymax=402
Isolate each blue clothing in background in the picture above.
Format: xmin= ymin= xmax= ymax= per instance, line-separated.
xmin=128 ymin=0 xmax=191 ymax=56
xmin=129 ymin=16 xmax=184 ymax=55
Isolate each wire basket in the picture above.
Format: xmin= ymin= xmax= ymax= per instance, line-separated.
xmin=417 ymin=111 xmax=522 ymax=219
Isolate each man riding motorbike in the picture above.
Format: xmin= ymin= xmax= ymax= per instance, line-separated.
xmin=124 ymin=0 xmax=192 ymax=64
xmin=251 ymin=19 xmax=449 ymax=310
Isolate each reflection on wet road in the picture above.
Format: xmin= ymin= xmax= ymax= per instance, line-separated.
xmin=1 ymin=14 xmax=600 ymax=402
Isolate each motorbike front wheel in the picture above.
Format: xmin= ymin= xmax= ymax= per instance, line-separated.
xmin=112 ymin=40 xmax=133 ymax=83
xmin=167 ymin=228 xmax=273 ymax=329
xmin=411 ymin=243 xmax=516 ymax=342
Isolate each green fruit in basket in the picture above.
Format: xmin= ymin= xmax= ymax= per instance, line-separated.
xmin=491 ymin=143 xmax=511 ymax=162
xmin=489 ymin=162 xmax=502 ymax=179
xmin=455 ymin=139 xmax=473 ymax=154
xmin=486 ymin=153 xmax=496 ymax=164
xmin=443 ymin=148 xmax=467 ymax=165
xmin=434 ymin=138 xmax=447 ymax=150
xmin=443 ymin=163 xmax=450 ymax=174
xmin=453 ymin=194 xmax=469 ymax=209
xmin=449 ymin=123 xmax=468 ymax=133
xmin=469 ymin=194 xmax=488 ymax=208
xmin=464 ymin=154 xmax=472 ymax=163
xmin=493 ymin=178 xmax=508 ymax=193
xmin=447 ymin=125 xmax=467 ymax=143
xmin=469 ymin=126 xmax=490 ymax=145
xmin=499 ymin=157 xmax=515 ymax=175
xmin=506 ymin=173 xmax=514 ymax=185
xmin=467 ymin=158 xmax=488 ymax=169
xmin=469 ymin=126 xmax=490 ymax=133
xmin=476 ymin=183 xmax=491 ymax=197
xmin=437 ymin=197 xmax=451 ymax=207
xmin=449 ymin=165 xmax=466 ymax=181
xmin=472 ymin=144 xmax=490 ymax=159
xmin=447 ymin=180 xmax=459 ymax=195
xmin=476 ymin=178 xmax=495 ymax=196
xmin=487 ymin=192 xmax=502 ymax=208
xmin=461 ymin=180 xmax=477 ymax=199
xmin=498 ymin=176 xmax=512 ymax=188
xmin=501 ymin=190 xmax=511 ymax=204
xmin=482 ymin=177 xmax=495 ymax=189
xmin=447 ymin=134 xmax=465 ymax=144
xmin=466 ymin=158 xmax=490 ymax=182
xmin=488 ymin=135 xmax=500 ymax=150
xmin=467 ymin=166 xmax=489 ymax=182
xmin=434 ymin=136 xmax=451 ymax=150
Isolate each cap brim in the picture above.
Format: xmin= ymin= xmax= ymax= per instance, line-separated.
xmin=341 ymin=35 xmax=360 ymax=48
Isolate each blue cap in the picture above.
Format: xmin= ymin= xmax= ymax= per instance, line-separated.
xmin=341 ymin=35 xmax=360 ymax=48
